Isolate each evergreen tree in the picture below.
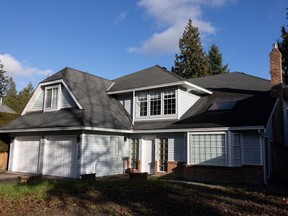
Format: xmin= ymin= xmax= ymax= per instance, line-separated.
xmin=18 ymin=82 xmax=34 ymax=113
xmin=278 ymin=8 xmax=288 ymax=83
xmin=0 ymin=60 xmax=9 ymax=97
xmin=208 ymin=44 xmax=229 ymax=75
xmin=172 ymin=19 xmax=208 ymax=79
xmin=4 ymin=77 xmax=18 ymax=113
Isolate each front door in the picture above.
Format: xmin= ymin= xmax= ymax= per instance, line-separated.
xmin=141 ymin=137 xmax=155 ymax=174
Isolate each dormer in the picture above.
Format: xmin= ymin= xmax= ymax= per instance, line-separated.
xmin=107 ymin=65 xmax=212 ymax=122
xmin=22 ymin=79 xmax=83 ymax=115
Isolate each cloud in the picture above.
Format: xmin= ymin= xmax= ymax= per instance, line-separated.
xmin=0 ymin=54 xmax=53 ymax=78
xmin=128 ymin=0 xmax=235 ymax=55
xmin=115 ymin=11 xmax=127 ymax=24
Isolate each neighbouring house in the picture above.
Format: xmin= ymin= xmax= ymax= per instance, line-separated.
xmin=0 ymin=99 xmax=18 ymax=170
xmin=0 ymin=45 xmax=286 ymax=184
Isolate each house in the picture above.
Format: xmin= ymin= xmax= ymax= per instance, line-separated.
xmin=0 ymin=45 xmax=286 ymax=184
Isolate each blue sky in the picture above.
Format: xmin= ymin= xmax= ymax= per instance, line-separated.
xmin=0 ymin=0 xmax=287 ymax=91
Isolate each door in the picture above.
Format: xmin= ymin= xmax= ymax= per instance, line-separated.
xmin=141 ymin=137 xmax=155 ymax=174
xmin=43 ymin=136 xmax=77 ymax=178
xmin=12 ymin=136 xmax=40 ymax=174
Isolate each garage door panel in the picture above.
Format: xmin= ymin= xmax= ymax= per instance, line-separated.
xmin=12 ymin=136 xmax=40 ymax=174
xmin=43 ymin=136 xmax=77 ymax=178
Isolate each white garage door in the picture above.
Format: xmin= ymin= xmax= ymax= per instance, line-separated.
xmin=12 ymin=136 xmax=40 ymax=174
xmin=43 ymin=136 xmax=77 ymax=178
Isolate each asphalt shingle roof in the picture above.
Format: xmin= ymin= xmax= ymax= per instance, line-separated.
xmin=108 ymin=65 xmax=185 ymax=92
xmin=134 ymin=72 xmax=276 ymax=130
xmin=2 ymin=68 xmax=132 ymax=131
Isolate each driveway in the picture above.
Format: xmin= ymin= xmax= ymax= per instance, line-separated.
xmin=0 ymin=172 xmax=19 ymax=183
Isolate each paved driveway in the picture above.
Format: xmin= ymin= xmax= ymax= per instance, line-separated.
xmin=0 ymin=172 xmax=20 ymax=182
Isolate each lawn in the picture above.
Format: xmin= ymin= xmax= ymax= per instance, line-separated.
xmin=0 ymin=177 xmax=287 ymax=216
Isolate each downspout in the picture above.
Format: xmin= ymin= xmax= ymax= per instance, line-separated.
xmin=132 ymin=90 xmax=135 ymax=126
xmin=258 ymin=129 xmax=268 ymax=185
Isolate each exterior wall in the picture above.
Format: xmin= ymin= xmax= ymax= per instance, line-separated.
xmin=183 ymin=165 xmax=264 ymax=184
xmin=115 ymin=93 xmax=133 ymax=116
xmin=0 ymin=152 xmax=8 ymax=171
xmin=61 ymin=86 xmax=78 ymax=108
xmin=30 ymin=84 xmax=78 ymax=112
xmin=31 ymin=91 xmax=44 ymax=111
xmin=178 ymin=88 xmax=200 ymax=117
xmin=80 ymin=133 xmax=129 ymax=177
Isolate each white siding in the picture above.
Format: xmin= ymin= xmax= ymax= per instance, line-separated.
xmin=116 ymin=94 xmax=133 ymax=116
xmin=178 ymin=88 xmax=200 ymax=117
xmin=30 ymin=84 xmax=77 ymax=112
xmin=31 ymin=91 xmax=44 ymax=111
xmin=80 ymin=134 xmax=129 ymax=177
xmin=242 ymin=133 xmax=261 ymax=165
xmin=167 ymin=135 xmax=186 ymax=161
xmin=61 ymin=86 xmax=78 ymax=108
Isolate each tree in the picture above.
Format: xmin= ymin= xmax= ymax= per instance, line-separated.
xmin=172 ymin=19 xmax=208 ymax=78
xmin=0 ymin=60 xmax=9 ymax=97
xmin=17 ymin=82 xmax=34 ymax=113
xmin=3 ymin=77 xmax=18 ymax=112
xmin=278 ymin=8 xmax=288 ymax=83
xmin=207 ymin=44 xmax=229 ymax=75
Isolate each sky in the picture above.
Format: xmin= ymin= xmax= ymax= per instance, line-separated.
xmin=0 ymin=0 xmax=287 ymax=91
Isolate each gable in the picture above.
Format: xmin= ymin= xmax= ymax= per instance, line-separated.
xmin=23 ymin=80 xmax=82 ymax=114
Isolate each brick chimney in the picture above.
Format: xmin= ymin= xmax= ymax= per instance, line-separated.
xmin=270 ymin=43 xmax=282 ymax=97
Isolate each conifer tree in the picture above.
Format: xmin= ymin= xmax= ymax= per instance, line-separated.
xmin=18 ymin=82 xmax=34 ymax=113
xmin=172 ymin=19 xmax=208 ymax=78
xmin=208 ymin=44 xmax=229 ymax=75
xmin=0 ymin=60 xmax=9 ymax=97
xmin=278 ymin=8 xmax=288 ymax=83
xmin=3 ymin=77 xmax=18 ymax=112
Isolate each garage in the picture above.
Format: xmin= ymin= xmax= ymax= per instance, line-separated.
xmin=12 ymin=136 xmax=40 ymax=174
xmin=42 ymin=136 xmax=77 ymax=178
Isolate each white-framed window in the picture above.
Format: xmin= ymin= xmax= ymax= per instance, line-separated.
xmin=138 ymin=94 xmax=148 ymax=116
xmin=232 ymin=133 xmax=242 ymax=166
xmin=131 ymin=138 xmax=139 ymax=169
xmin=44 ymin=85 xmax=61 ymax=111
xmin=136 ymin=89 xmax=177 ymax=118
xmin=150 ymin=92 xmax=161 ymax=116
xmin=158 ymin=138 xmax=168 ymax=171
xmin=190 ymin=133 xmax=226 ymax=166
xmin=164 ymin=90 xmax=176 ymax=115
xmin=231 ymin=132 xmax=262 ymax=166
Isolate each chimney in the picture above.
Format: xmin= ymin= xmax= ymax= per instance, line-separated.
xmin=270 ymin=43 xmax=282 ymax=97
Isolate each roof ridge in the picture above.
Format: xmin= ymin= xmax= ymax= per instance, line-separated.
xmin=154 ymin=65 xmax=185 ymax=81
xmin=64 ymin=67 xmax=113 ymax=82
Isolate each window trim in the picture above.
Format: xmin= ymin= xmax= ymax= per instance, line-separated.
xmin=135 ymin=89 xmax=177 ymax=119
xmin=158 ymin=137 xmax=168 ymax=172
xmin=44 ymin=84 xmax=61 ymax=112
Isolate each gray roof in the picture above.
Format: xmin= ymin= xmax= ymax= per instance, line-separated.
xmin=2 ymin=68 xmax=132 ymax=131
xmin=108 ymin=65 xmax=185 ymax=92
xmin=1 ymin=68 xmax=276 ymax=132
xmin=0 ymin=104 xmax=17 ymax=114
xmin=134 ymin=72 xmax=275 ymax=130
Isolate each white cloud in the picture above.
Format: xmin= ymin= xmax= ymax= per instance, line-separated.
xmin=128 ymin=0 xmax=235 ymax=54
xmin=115 ymin=11 xmax=127 ymax=24
xmin=0 ymin=54 xmax=53 ymax=78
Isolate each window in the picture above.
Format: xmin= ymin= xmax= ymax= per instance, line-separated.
xmin=131 ymin=138 xmax=139 ymax=169
xmin=45 ymin=85 xmax=60 ymax=110
xmin=158 ymin=138 xmax=168 ymax=171
xmin=233 ymin=133 xmax=242 ymax=166
xmin=190 ymin=134 xmax=226 ymax=166
xmin=136 ymin=89 xmax=177 ymax=118
xmin=232 ymin=133 xmax=261 ymax=166
xmin=164 ymin=91 xmax=176 ymax=115
xmin=150 ymin=92 xmax=161 ymax=116
xmin=138 ymin=94 xmax=147 ymax=116
xmin=208 ymin=101 xmax=237 ymax=111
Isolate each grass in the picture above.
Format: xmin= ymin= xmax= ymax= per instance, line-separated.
xmin=0 ymin=178 xmax=287 ymax=215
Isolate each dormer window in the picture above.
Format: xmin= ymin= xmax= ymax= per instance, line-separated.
xmin=136 ymin=89 xmax=177 ymax=119
xmin=44 ymin=85 xmax=61 ymax=111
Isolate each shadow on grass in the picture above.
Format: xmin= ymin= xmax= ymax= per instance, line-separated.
xmin=40 ymin=177 xmax=288 ymax=216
